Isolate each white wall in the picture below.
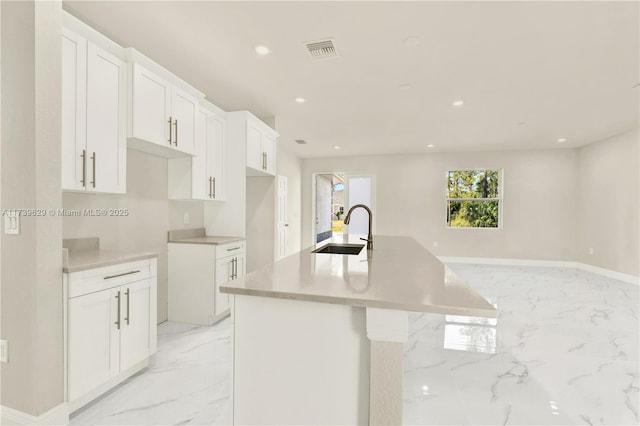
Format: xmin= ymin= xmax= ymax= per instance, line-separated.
xmin=577 ymin=128 xmax=639 ymax=276
xmin=245 ymin=146 xmax=302 ymax=272
xmin=1 ymin=0 xmax=64 ymax=416
xmin=246 ymin=176 xmax=275 ymax=272
xmin=278 ymin=146 xmax=302 ymax=255
xmin=62 ymin=149 xmax=205 ymax=323
xmin=302 ymin=149 xmax=581 ymax=262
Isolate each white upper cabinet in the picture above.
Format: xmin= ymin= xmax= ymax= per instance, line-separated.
xmin=62 ymin=24 xmax=126 ymax=194
xmin=228 ymin=111 xmax=278 ymax=177
xmin=208 ymin=112 xmax=226 ymax=200
xmin=168 ymin=100 xmax=226 ymax=201
xmin=129 ymin=64 xmax=171 ymax=149
xmin=170 ymin=87 xmax=197 ymax=154
xmin=126 ymin=49 xmax=201 ymax=158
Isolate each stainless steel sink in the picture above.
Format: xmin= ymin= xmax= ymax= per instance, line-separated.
xmin=311 ymin=243 xmax=365 ymax=255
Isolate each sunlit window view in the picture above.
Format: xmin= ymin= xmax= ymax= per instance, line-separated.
xmin=446 ymin=169 xmax=501 ymax=228
xmin=315 ymin=173 xmax=345 ymax=242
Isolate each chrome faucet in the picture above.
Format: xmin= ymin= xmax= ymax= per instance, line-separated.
xmin=343 ymin=204 xmax=373 ymax=251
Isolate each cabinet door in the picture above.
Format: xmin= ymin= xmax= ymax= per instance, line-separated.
xmin=262 ymin=133 xmax=276 ymax=175
xmin=119 ymin=279 xmax=151 ymax=372
xmin=215 ymin=257 xmax=233 ymax=314
xmin=86 ymin=42 xmax=126 ymax=194
xmin=171 ymin=88 xmax=197 ymax=155
xmin=209 ymin=113 xmax=226 ymax=200
xmin=191 ymin=107 xmax=209 ymax=200
xmin=68 ymin=287 xmax=120 ymax=401
xmin=246 ymin=123 xmax=263 ymax=171
xmin=131 ymin=64 xmax=171 ymax=147
xmin=61 ymin=29 xmax=87 ymax=191
xmin=235 ymin=253 xmax=246 ymax=279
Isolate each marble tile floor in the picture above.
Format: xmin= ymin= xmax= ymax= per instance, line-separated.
xmin=70 ymin=264 xmax=639 ymax=425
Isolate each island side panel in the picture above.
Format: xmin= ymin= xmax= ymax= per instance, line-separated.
xmin=369 ymin=341 xmax=404 ymax=425
xmin=231 ymin=294 xmax=370 ymax=425
xmin=365 ymin=307 xmax=409 ymax=426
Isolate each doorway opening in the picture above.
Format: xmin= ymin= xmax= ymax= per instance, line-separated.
xmin=313 ymin=173 xmax=375 ymax=244
xmin=315 ymin=173 xmax=344 ymax=243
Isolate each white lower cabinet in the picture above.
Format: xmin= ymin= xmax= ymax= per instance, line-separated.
xmin=168 ymin=241 xmax=245 ymax=325
xmin=215 ymin=252 xmax=246 ymax=314
xmin=65 ymin=258 xmax=157 ymax=412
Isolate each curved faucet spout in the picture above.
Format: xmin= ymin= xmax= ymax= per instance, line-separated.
xmin=343 ymin=204 xmax=373 ymax=250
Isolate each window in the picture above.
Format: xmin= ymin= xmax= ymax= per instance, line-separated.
xmin=446 ymin=169 xmax=501 ymax=228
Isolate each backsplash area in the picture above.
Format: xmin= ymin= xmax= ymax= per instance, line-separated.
xmin=62 ymin=148 xmax=205 ymax=322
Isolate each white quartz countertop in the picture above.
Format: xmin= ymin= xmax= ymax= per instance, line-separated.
xmin=62 ymin=237 xmax=158 ymax=273
xmin=168 ymin=236 xmax=245 ymax=245
xmin=221 ymin=235 xmax=497 ymax=317
xmin=63 ymin=249 xmax=158 ymax=273
xmin=167 ymin=228 xmax=244 ymax=245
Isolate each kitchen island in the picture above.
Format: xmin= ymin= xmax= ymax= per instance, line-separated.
xmin=221 ymin=235 xmax=496 ymax=425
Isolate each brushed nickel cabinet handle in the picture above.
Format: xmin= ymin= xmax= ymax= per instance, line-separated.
xmin=81 ymin=149 xmax=87 ymax=187
xmin=231 ymin=258 xmax=237 ymax=279
xmin=115 ymin=291 xmax=121 ymax=330
xmin=174 ymin=119 xmax=178 ymax=146
xmin=212 ymin=177 xmax=216 ymax=198
xmin=168 ymin=116 xmax=172 ymax=144
xmin=104 ymin=270 xmax=141 ymax=280
xmin=90 ymin=152 xmax=96 ymax=188
xmin=227 ymin=246 xmax=241 ymax=252
xmin=124 ymin=288 xmax=130 ymax=326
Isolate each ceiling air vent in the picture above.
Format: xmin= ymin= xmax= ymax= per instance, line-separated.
xmin=295 ymin=139 xmax=307 ymax=145
xmin=305 ymin=39 xmax=338 ymax=60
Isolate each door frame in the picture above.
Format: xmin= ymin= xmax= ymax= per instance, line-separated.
xmin=342 ymin=173 xmax=377 ymax=237
xmin=310 ymin=172 xmax=377 ymax=247
xmin=276 ymin=175 xmax=288 ymax=260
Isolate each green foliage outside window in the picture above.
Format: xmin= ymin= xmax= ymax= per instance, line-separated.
xmin=447 ymin=170 xmax=500 ymax=228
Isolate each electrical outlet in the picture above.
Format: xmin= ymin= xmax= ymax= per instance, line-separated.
xmin=183 ymin=213 xmax=190 ymax=225
xmin=1 ymin=339 xmax=8 ymax=363
xmin=588 ymin=248 xmax=594 ymax=255
xmin=4 ymin=212 xmax=20 ymax=235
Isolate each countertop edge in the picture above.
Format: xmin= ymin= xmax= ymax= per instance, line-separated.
xmin=220 ymin=286 xmax=498 ymax=318
xmin=63 ymin=252 xmax=159 ymax=274
xmin=168 ymin=236 xmax=246 ymax=245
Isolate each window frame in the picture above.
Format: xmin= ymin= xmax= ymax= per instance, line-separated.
xmin=445 ymin=168 xmax=504 ymax=230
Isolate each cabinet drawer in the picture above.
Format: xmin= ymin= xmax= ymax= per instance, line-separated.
xmin=216 ymin=241 xmax=245 ymax=259
xmin=67 ymin=258 xmax=156 ymax=298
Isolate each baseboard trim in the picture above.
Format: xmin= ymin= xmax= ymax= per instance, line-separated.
xmin=438 ymin=256 xmax=639 ymax=286
xmin=575 ymin=262 xmax=639 ymax=285
xmin=1 ymin=402 xmax=69 ymax=425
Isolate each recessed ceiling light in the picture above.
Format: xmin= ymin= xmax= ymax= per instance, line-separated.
xmin=333 ymin=145 xmax=340 ymax=150
xmin=254 ymin=45 xmax=270 ymax=55
xmin=295 ymin=97 xmax=306 ymax=103
xmin=399 ymin=84 xmax=411 ymax=90
xmin=427 ymin=144 xmax=434 ymax=148
xmin=452 ymin=100 xmax=464 ymax=107
xmin=403 ymin=37 xmax=420 ymax=47
xmin=557 ymin=137 xmax=567 ymax=143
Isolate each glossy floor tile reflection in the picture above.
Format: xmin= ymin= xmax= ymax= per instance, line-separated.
xmin=405 ymin=264 xmax=639 ymax=425
xmin=70 ymin=321 xmax=231 ymax=426
xmin=70 ymin=265 xmax=638 ymax=425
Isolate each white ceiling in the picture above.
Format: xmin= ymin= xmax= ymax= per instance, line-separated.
xmin=64 ymin=1 xmax=639 ymax=158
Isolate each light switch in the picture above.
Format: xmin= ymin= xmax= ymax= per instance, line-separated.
xmin=4 ymin=212 xmax=20 ymax=235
